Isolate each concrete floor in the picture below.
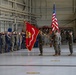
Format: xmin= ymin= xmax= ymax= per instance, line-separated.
xmin=0 ymin=44 xmax=76 ymax=75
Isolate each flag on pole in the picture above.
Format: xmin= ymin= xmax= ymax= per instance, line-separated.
xmin=25 ymin=22 xmax=39 ymax=51
xmin=51 ymin=4 xmax=59 ymax=32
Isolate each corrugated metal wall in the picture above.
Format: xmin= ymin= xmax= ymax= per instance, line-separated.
xmin=0 ymin=0 xmax=76 ymax=37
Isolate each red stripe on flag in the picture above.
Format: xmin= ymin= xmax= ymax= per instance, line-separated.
xmin=51 ymin=4 xmax=59 ymax=32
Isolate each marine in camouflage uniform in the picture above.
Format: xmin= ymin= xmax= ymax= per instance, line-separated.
xmin=68 ymin=31 xmax=73 ymax=56
xmin=38 ymin=31 xmax=43 ymax=56
xmin=52 ymin=31 xmax=61 ymax=56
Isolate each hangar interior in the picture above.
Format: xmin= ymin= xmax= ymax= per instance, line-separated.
xmin=0 ymin=1 xmax=76 ymax=75
xmin=0 ymin=0 xmax=76 ymax=37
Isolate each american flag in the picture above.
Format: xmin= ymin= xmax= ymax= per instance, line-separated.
xmin=51 ymin=4 xmax=59 ymax=31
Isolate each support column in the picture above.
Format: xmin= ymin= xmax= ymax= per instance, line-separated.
xmin=30 ymin=0 xmax=32 ymax=23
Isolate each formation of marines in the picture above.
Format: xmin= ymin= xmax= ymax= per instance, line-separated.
xmin=0 ymin=30 xmax=73 ymax=56
xmin=38 ymin=30 xmax=73 ymax=56
xmin=0 ymin=31 xmax=26 ymax=53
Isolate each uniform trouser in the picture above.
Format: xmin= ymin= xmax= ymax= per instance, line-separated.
xmin=14 ymin=42 xmax=18 ymax=50
xmin=58 ymin=44 xmax=61 ymax=54
xmin=5 ymin=44 xmax=7 ymax=52
xmin=21 ymin=42 xmax=25 ymax=49
xmin=2 ymin=44 xmax=5 ymax=53
xmin=12 ymin=42 xmax=18 ymax=51
xmin=18 ymin=42 xmax=21 ymax=50
xmin=39 ymin=44 xmax=43 ymax=54
xmin=0 ymin=45 xmax=2 ymax=53
xmin=53 ymin=44 xmax=60 ymax=55
xmin=12 ymin=42 xmax=14 ymax=51
xmin=69 ymin=43 xmax=73 ymax=54
xmin=6 ymin=44 xmax=11 ymax=52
